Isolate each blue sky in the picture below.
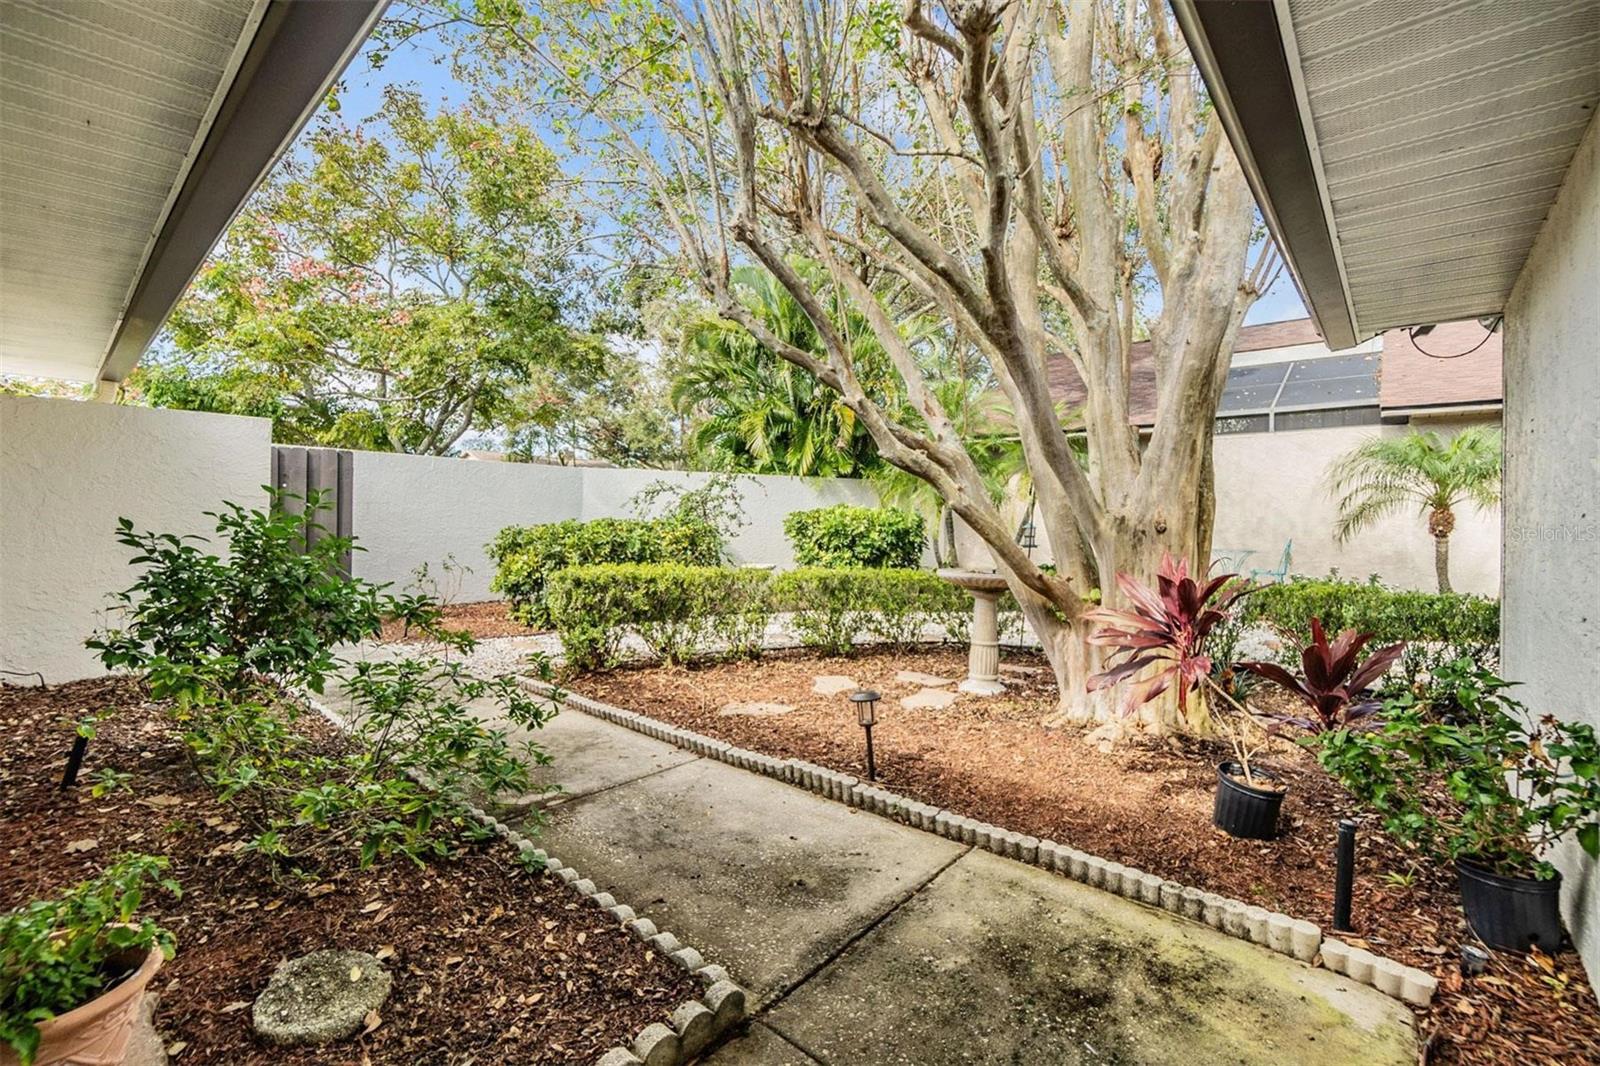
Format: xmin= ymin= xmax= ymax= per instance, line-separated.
xmin=329 ymin=20 xmax=1309 ymax=327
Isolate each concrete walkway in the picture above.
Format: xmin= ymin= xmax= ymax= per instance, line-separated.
xmin=502 ymin=701 xmax=1417 ymax=1066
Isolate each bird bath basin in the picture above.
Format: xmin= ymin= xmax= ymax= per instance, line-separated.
xmin=936 ymin=568 xmax=1010 ymax=696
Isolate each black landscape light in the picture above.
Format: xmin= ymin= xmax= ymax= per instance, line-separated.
xmin=1333 ymin=819 xmax=1357 ymax=932
xmin=849 ymin=689 xmax=881 ymax=781
xmin=60 ymin=729 xmax=90 ymax=790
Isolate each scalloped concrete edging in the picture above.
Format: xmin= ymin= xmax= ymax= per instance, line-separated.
xmin=300 ymin=689 xmax=748 ymax=1065
xmin=523 ymin=680 xmax=1439 ymax=1011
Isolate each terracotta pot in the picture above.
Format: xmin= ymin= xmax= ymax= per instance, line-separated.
xmin=0 ymin=946 xmax=163 ymax=1066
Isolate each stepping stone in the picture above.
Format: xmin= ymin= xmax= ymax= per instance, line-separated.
xmin=718 ymin=701 xmax=796 ymax=717
xmin=895 ymin=670 xmax=953 ymax=687
xmin=253 ymin=950 xmax=391 ymax=1046
xmin=900 ymin=688 xmax=958 ymax=711
xmin=811 ymin=675 xmax=859 ymax=696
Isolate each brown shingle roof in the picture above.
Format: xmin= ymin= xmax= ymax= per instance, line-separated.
xmin=1379 ymin=321 xmax=1503 ymax=411
xmin=1045 ymin=317 xmax=1501 ymax=425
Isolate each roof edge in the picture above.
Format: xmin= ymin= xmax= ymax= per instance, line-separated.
xmin=1169 ymin=0 xmax=1362 ymax=350
xmin=95 ymin=0 xmax=390 ymax=388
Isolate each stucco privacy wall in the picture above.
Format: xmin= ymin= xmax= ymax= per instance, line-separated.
xmin=348 ymin=456 xmax=882 ymax=601
xmin=0 ymin=396 xmax=270 ymax=683
xmin=1210 ymin=418 xmax=1500 ymax=595
xmin=349 ymin=450 xmax=584 ymax=600
xmin=1502 ymin=112 xmax=1599 ymax=977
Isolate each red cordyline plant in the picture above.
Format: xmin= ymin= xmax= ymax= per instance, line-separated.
xmin=1239 ymin=619 xmax=1405 ymax=734
xmin=1084 ymin=553 xmax=1250 ymax=725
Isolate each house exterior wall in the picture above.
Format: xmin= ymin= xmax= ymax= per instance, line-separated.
xmin=0 ymin=396 xmax=270 ymax=683
xmin=1502 ymin=112 xmax=1599 ymax=974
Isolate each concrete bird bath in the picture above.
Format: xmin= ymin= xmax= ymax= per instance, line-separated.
xmin=936 ymin=568 xmax=1010 ymax=696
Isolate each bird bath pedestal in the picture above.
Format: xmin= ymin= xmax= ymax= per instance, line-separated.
xmin=936 ymin=568 xmax=1010 ymax=696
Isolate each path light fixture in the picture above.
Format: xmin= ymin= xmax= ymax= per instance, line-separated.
xmin=1332 ymin=819 xmax=1357 ymax=932
xmin=849 ymin=689 xmax=881 ymax=781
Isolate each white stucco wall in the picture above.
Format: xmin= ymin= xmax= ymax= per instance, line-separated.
xmin=347 ymin=457 xmax=883 ymax=601
xmin=350 ymin=450 xmax=584 ymax=600
xmin=1212 ymin=418 xmax=1501 ymax=594
xmin=1502 ymin=113 xmax=1599 ymax=973
xmin=0 ymin=397 xmax=271 ymax=683
xmin=579 ymin=467 xmax=882 ymax=568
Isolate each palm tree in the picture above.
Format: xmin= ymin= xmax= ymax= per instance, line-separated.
xmin=671 ymin=266 xmax=897 ymax=478
xmin=1328 ymin=427 xmax=1502 ymax=592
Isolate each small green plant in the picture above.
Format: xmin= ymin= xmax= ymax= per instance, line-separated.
xmin=87 ymin=491 xmax=461 ymax=698
xmin=0 ymin=856 xmax=179 ymax=1065
xmin=782 ymin=505 xmax=926 ymax=569
xmin=87 ymin=767 xmax=133 ymax=798
xmin=1316 ymin=661 xmax=1600 ymax=880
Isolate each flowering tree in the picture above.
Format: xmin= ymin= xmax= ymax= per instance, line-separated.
xmin=402 ymin=0 xmax=1284 ymax=730
xmin=141 ymin=87 xmax=610 ymax=456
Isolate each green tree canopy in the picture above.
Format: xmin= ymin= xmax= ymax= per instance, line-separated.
xmin=132 ymin=87 xmax=617 ymax=456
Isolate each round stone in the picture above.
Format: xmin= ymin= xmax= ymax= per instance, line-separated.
xmin=252 ymin=950 xmax=392 ymax=1046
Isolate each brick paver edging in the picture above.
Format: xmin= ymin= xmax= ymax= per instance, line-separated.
xmin=301 ymin=691 xmax=747 ymax=1066
xmin=521 ymin=679 xmax=1439 ymax=1011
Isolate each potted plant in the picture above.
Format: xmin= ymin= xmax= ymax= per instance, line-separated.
xmin=1083 ymin=555 xmax=1290 ymax=838
xmin=1315 ymin=661 xmax=1600 ymax=953
xmin=1 ymin=856 xmax=179 ymax=1066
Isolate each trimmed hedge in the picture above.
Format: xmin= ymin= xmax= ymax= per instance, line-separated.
xmin=783 ymin=505 xmax=926 ymax=569
xmin=548 ymin=563 xmax=971 ymax=669
xmin=488 ymin=517 xmax=723 ymax=627
xmin=1240 ymin=578 xmax=1500 ymax=692
xmin=774 ymin=567 xmax=971 ymax=655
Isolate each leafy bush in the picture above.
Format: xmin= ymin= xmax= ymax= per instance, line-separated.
xmin=88 ymin=492 xmax=455 ymax=698
xmin=488 ymin=516 xmax=725 ymax=627
xmin=774 ymin=567 xmax=968 ymax=654
xmin=1 ymin=856 xmax=179 ymax=1065
xmin=1316 ymin=661 xmax=1600 ymax=880
xmin=1240 ymin=578 xmax=1498 ymax=697
xmin=89 ymin=496 xmax=556 ymax=871
xmin=548 ymin=564 xmax=775 ymax=670
xmin=1239 ymin=619 xmax=1404 ymax=733
xmin=783 ymin=505 xmax=926 ymax=569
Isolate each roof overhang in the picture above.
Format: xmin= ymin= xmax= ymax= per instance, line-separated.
xmin=0 ymin=0 xmax=388 ymax=387
xmin=1171 ymin=0 xmax=1600 ymax=350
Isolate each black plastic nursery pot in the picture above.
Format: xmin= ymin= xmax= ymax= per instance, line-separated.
xmin=1212 ymin=761 xmax=1286 ymax=840
xmin=1456 ymin=859 xmax=1565 ymax=954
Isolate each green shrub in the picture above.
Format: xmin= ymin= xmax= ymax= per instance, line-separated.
xmin=488 ymin=516 xmax=724 ymax=627
xmin=1 ymin=856 xmax=179 ymax=1065
xmin=783 ymin=505 xmax=926 ymax=569
xmin=548 ymin=564 xmax=775 ymax=671
xmin=1240 ymin=578 xmax=1498 ymax=696
xmin=774 ymin=568 xmax=969 ymax=654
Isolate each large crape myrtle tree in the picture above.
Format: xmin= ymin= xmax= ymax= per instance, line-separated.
xmin=430 ymin=0 xmax=1282 ymax=731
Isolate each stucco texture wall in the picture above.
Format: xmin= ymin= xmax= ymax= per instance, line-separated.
xmin=1502 ymin=113 xmax=1599 ymax=973
xmin=349 ymin=457 xmax=882 ymax=601
xmin=1211 ymin=418 xmax=1501 ymax=594
xmin=0 ymin=397 xmax=271 ymax=683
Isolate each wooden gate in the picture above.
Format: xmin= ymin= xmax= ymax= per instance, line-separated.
xmin=270 ymin=446 xmax=354 ymax=574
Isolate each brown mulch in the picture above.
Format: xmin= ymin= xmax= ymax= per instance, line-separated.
xmin=573 ymin=646 xmax=1600 ymax=1066
xmin=380 ymin=600 xmax=546 ymax=642
xmin=0 ymin=678 xmax=697 ymax=1065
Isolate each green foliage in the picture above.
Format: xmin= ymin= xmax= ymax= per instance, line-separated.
xmin=774 ymin=567 xmax=970 ymax=655
xmin=87 ymin=491 xmax=456 ymax=699
xmin=1240 ymin=578 xmax=1498 ymax=700
xmin=137 ymin=86 xmax=624 ymax=457
xmin=547 ymin=564 xmax=775 ymax=670
xmin=178 ymin=657 xmax=556 ymax=869
xmin=488 ymin=516 xmax=725 ymax=628
xmin=783 ymin=505 xmax=926 ymax=570
xmin=1329 ymin=427 xmax=1502 ymax=541
xmin=1 ymin=856 xmax=179 ymax=1065
xmin=671 ymin=266 xmax=896 ymax=477
xmin=1315 ymin=662 xmax=1600 ymax=880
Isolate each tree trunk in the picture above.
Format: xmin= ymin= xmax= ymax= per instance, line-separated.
xmin=1434 ymin=534 xmax=1452 ymax=593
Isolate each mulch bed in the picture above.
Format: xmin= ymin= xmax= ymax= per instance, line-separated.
xmin=380 ymin=600 xmax=546 ymax=642
xmin=0 ymin=678 xmax=697 ymax=1065
xmin=573 ymin=645 xmax=1600 ymax=1066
